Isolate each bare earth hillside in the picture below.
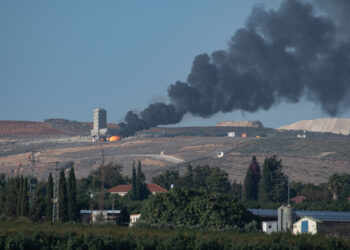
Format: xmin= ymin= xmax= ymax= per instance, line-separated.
xmin=278 ymin=118 xmax=350 ymax=135
xmin=0 ymin=120 xmax=120 ymax=137
xmin=0 ymin=134 xmax=349 ymax=185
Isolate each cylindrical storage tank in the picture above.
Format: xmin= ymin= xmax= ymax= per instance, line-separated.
xmin=283 ymin=205 xmax=294 ymax=232
xmin=277 ymin=205 xmax=285 ymax=232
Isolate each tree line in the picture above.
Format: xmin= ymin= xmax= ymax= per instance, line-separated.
xmin=151 ymin=155 xmax=350 ymax=211
xmin=1 ymin=155 xmax=349 ymax=224
xmin=0 ymin=167 xmax=79 ymax=222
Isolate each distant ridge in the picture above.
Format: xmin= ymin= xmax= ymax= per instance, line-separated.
xmin=0 ymin=119 xmax=120 ymax=137
xmin=216 ymin=121 xmax=264 ymax=128
xmin=0 ymin=120 xmax=65 ymax=137
xmin=278 ymin=118 xmax=350 ymax=135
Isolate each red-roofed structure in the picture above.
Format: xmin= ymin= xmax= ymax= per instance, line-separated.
xmin=290 ymin=195 xmax=306 ymax=203
xmin=108 ymin=183 xmax=167 ymax=196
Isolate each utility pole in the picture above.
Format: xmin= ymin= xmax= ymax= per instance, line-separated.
xmin=98 ymin=145 xmax=105 ymax=212
xmin=287 ymin=175 xmax=290 ymax=205
xmin=26 ymin=151 xmax=39 ymax=208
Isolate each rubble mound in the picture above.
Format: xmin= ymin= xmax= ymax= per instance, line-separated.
xmin=216 ymin=120 xmax=264 ymax=128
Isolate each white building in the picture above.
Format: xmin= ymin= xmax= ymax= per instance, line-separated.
xmin=130 ymin=214 xmax=141 ymax=226
xmin=293 ymin=216 xmax=350 ymax=236
xmin=91 ymin=108 xmax=108 ymax=137
xmin=228 ymin=132 xmax=235 ymax=137
xmin=293 ymin=216 xmax=319 ymax=234
xmin=262 ymin=221 xmax=278 ymax=234
xmin=80 ymin=210 xmax=120 ymax=224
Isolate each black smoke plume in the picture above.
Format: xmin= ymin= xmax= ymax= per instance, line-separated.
xmin=119 ymin=0 xmax=350 ymax=137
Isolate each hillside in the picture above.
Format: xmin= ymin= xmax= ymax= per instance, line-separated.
xmin=0 ymin=131 xmax=349 ymax=184
xmin=0 ymin=121 xmax=66 ymax=137
xmin=279 ymin=118 xmax=350 ymax=135
xmin=0 ymin=119 xmax=120 ymax=138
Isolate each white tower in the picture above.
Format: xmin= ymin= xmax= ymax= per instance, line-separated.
xmin=91 ymin=108 xmax=108 ymax=137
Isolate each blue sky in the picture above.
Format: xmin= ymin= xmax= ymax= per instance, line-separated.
xmin=1 ymin=1 xmax=349 ymax=128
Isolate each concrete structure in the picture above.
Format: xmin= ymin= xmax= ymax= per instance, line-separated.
xmin=262 ymin=221 xmax=278 ymax=234
xmin=91 ymin=108 xmax=108 ymax=137
xmin=80 ymin=210 xmax=120 ymax=224
xmin=108 ymin=183 xmax=168 ymax=196
xmin=130 ymin=214 xmax=141 ymax=226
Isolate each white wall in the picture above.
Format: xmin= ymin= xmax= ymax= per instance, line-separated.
xmin=262 ymin=221 xmax=278 ymax=234
xmin=293 ymin=217 xmax=318 ymax=235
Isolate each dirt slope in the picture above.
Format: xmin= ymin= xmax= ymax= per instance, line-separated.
xmin=278 ymin=118 xmax=350 ymax=135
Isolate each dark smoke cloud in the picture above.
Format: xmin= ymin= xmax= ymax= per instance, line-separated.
xmin=313 ymin=0 xmax=350 ymax=41
xmin=119 ymin=0 xmax=350 ymax=137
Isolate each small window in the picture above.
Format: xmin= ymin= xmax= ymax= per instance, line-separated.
xmin=268 ymin=225 xmax=272 ymax=229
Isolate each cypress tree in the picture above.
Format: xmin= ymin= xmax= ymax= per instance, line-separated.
xmin=243 ymin=156 xmax=261 ymax=201
xmin=21 ymin=178 xmax=29 ymax=217
xmin=29 ymin=183 xmax=46 ymax=221
xmin=67 ymin=167 xmax=77 ymax=221
xmin=58 ymin=169 xmax=68 ymax=222
xmin=131 ymin=161 xmax=137 ymax=199
xmin=6 ymin=177 xmax=20 ymax=217
xmin=243 ymin=167 xmax=255 ymax=201
xmin=258 ymin=158 xmax=273 ymax=203
xmin=136 ymin=161 xmax=141 ymax=199
xmin=137 ymin=161 xmax=145 ymax=199
xmin=16 ymin=176 xmax=23 ymax=217
xmin=137 ymin=161 xmax=149 ymax=200
xmin=0 ymin=174 xmax=6 ymax=214
xmin=46 ymin=173 xmax=53 ymax=222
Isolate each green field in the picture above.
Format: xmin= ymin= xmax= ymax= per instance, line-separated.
xmin=0 ymin=222 xmax=349 ymax=249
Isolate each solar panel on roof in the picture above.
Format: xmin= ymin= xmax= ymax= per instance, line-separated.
xmin=295 ymin=210 xmax=350 ymax=222
xmin=248 ymin=209 xmax=277 ymax=217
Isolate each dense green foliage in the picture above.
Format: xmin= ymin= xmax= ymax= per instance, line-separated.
xmin=0 ymin=168 xmax=79 ymax=223
xmin=152 ymin=170 xmax=180 ymax=190
xmin=88 ymin=163 xmax=129 ymax=189
xmin=0 ymin=223 xmax=348 ymax=250
xmin=152 ymin=165 xmax=232 ymax=194
xmin=129 ymin=161 xmax=149 ymax=200
xmin=258 ymin=156 xmax=288 ymax=203
xmin=141 ymin=188 xmax=254 ymax=229
xmin=29 ymin=183 xmax=46 ymax=221
xmin=328 ymin=173 xmax=343 ymax=200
